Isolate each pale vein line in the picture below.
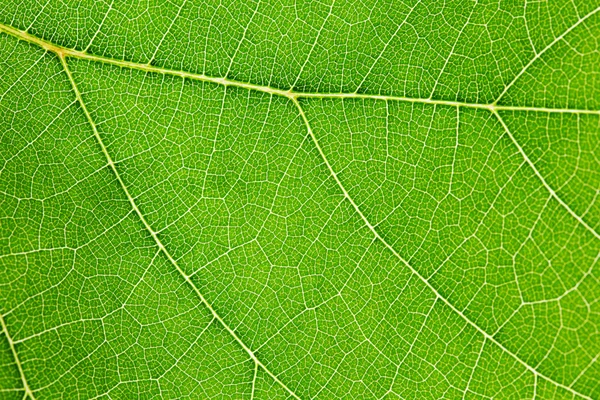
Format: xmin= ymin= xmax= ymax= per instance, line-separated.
xmin=354 ymin=0 xmax=421 ymax=93
xmin=571 ymin=351 xmax=600 ymax=388
xmin=225 ymin=0 xmax=261 ymax=77
xmin=0 ymin=22 xmax=599 ymax=116
xmin=250 ymin=361 xmax=259 ymax=400
xmin=383 ymin=297 xmax=437 ymax=399
xmin=292 ymin=98 xmax=592 ymax=400
xmin=0 ymin=313 xmax=36 ymax=400
xmin=494 ymin=110 xmax=600 ymax=240
xmin=291 ymin=0 xmax=335 ymax=90
xmin=428 ymin=0 xmax=477 ymax=99
xmin=58 ymin=55 xmax=301 ymax=400
xmin=148 ymin=0 xmax=187 ymax=65
xmin=523 ymin=0 xmax=538 ymax=57
xmin=494 ymin=5 xmax=600 ymax=105
xmin=462 ymin=337 xmax=486 ymax=400
xmin=84 ymin=0 xmax=114 ymax=52
xmin=0 ymin=50 xmax=46 ymax=102
xmin=0 ymin=17 xmax=598 ymax=398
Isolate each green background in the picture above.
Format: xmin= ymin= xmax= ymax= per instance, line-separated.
xmin=1 ymin=0 xmax=599 ymax=398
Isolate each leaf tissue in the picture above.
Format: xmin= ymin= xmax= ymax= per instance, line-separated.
xmin=0 ymin=1 xmax=599 ymax=398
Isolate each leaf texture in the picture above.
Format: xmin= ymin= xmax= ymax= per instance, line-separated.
xmin=0 ymin=1 xmax=599 ymax=399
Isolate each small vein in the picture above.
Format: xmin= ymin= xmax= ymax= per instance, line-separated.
xmin=0 ymin=17 xmax=598 ymax=399
xmin=148 ymin=0 xmax=188 ymax=65
xmin=494 ymin=5 xmax=600 ymax=105
xmin=293 ymin=97 xmax=593 ymax=400
xmin=493 ymin=110 xmax=600 ymax=240
xmin=0 ymin=313 xmax=36 ymax=400
xmin=84 ymin=0 xmax=114 ymax=52
xmin=462 ymin=337 xmax=486 ymax=400
xmin=354 ymin=0 xmax=421 ymax=93
xmin=225 ymin=0 xmax=261 ymax=78
xmin=428 ymin=0 xmax=477 ymax=99
xmin=291 ymin=0 xmax=335 ymax=90
xmin=250 ymin=361 xmax=259 ymax=400
xmin=58 ymin=54 xmax=301 ymax=400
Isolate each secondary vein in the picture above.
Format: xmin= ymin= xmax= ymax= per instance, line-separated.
xmin=58 ymin=54 xmax=302 ymax=400
xmin=293 ymin=97 xmax=593 ymax=400
xmin=0 ymin=313 xmax=36 ymax=399
xmin=0 ymin=16 xmax=597 ymax=399
xmin=494 ymin=110 xmax=600 ymax=240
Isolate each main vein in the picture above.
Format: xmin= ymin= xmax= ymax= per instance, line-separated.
xmin=292 ymin=98 xmax=592 ymax=400
xmin=1 ymin=20 xmax=598 ymax=238
xmin=0 ymin=22 xmax=599 ymax=116
xmin=0 ymin=18 xmax=598 ymax=399
xmin=10 ymin=15 xmax=592 ymax=239
xmin=58 ymin=55 xmax=301 ymax=400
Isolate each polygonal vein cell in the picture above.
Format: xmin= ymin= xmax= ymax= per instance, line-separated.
xmin=0 ymin=1 xmax=599 ymax=399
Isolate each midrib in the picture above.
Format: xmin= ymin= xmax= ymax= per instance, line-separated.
xmin=0 ymin=22 xmax=599 ymax=116
xmin=1 ymin=19 xmax=597 ymax=400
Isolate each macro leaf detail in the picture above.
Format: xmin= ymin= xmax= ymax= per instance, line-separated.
xmin=0 ymin=1 xmax=599 ymax=399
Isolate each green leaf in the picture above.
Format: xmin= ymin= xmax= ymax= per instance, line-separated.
xmin=0 ymin=1 xmax=599 ymax=398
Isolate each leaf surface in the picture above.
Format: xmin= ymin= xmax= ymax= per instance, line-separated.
xmin=0 ymin=1 xmax=599 ymax=399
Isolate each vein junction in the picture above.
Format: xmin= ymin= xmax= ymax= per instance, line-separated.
xmin=4 ymin=21 xmax=595 ymax=241
xmin=0 ymin=22 xmax=598 ymax=116
xmin=0 ymin=20 xmax=597 ymax=400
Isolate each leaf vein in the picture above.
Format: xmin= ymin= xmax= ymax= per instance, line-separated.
xmin=494 ymin=111 xmax=599 ymax=240
xmin=293 ymin=97 xmax=593 ymax=400
xmin=58 ymin=53 xmax=302 ymax=400
xmin=0 ymin=313 xmax=36 ymax=399
xmin=1 ymin=22 xmax=599 ymax=116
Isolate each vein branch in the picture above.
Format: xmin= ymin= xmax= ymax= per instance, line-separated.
xmin=0 ymin=22 xmax=598 ymax=116
xmin=58 ymin=54 xmax=301 ymax=400
xmin=493 ymin=110 xmax=599 ymax=240
xmin=293 ymin=98 xmax=593 ymax=400
xmin=494 ymin=5 xmax=600 ymax=104
xmin=0 ymin=313 xmax=36 ymax=399
xmin=0 ymin=16 xmax=597 ymax=399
